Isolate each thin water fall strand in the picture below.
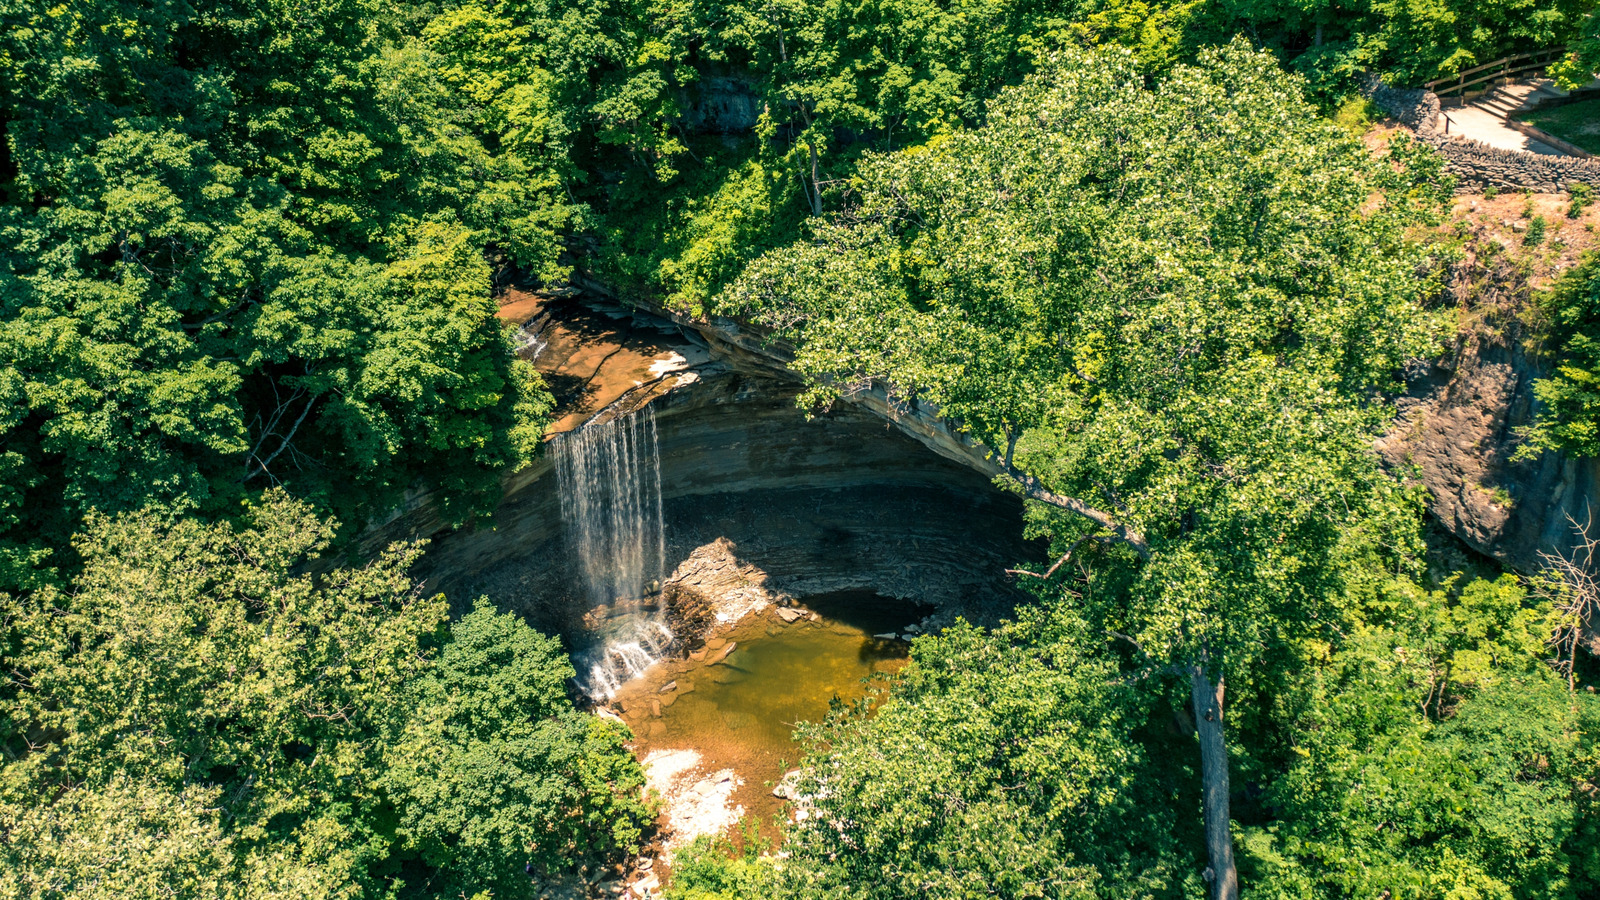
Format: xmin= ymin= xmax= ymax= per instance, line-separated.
xmin=553 ymin=406 xmax=670 ymax=698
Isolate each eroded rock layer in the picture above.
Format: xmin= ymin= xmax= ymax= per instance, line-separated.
xmin=416 ymin=371 xmax=1036 ymax=639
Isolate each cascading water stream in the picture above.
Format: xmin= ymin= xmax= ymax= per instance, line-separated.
xmin=553 ymin=406 xmax=670 ymax=698
xmin=514 ymin=324 xmax=549 ymax=362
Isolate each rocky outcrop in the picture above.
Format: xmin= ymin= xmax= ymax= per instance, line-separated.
xmin=679 ymin=71 xmax=763 ymax=135
xmin=413 ymin=368 xmax=1037 ymax=640
xmin=572 ymin=275 xmax=1017 ymax=486
xmin=1379 ymin=304 xmax=1597 ymax=575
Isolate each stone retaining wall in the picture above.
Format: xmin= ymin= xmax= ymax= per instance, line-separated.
xmin=1367 ymin=77 xmax=1600 ymax=192
xmin=1434 ymin=139 xmax=1600 ymax=192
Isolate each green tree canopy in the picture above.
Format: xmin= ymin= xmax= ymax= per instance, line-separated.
xmin=722 ymin=41 xmax=1450 ymax=893
xmin=0 ymin=491 xmax=652 ymax=898
xmin=1243 ymin=575 xmax=1600 ymax=898
xmin=1552 ymin=9 xmax=1600 ymax=87
xmin=1518 ymin=253 xmax=1600 ymax=459
xmin=775 ymin=607 xmax=1190 ymax=899
xmin=0 ymin=0 xmax=556 ymax=589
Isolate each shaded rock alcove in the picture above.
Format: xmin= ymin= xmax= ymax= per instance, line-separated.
xmin=382 ymin=291 xmax=1041 ymax=653
xmin=417 ymin=370 xmax=1037 ymax=642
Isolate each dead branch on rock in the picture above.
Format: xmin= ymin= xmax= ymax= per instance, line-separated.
xmin=1533 ymin=508 xmax=1600 ymax=693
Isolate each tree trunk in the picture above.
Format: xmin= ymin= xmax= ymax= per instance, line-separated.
xmin=805 ymin=140 xmax=822 ymax=217
xmin=1190 ymin=663 xmax=1238 ymax=900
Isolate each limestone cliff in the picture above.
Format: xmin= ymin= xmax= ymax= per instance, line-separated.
xmin=367 ymin=291 xmax=1040 ymax=647
xmin=1379 ymin=314 xmax=1597 ymax=573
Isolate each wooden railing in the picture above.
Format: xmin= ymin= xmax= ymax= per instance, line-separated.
xmin=1427 ymin=47 xmax=1568 ymax=97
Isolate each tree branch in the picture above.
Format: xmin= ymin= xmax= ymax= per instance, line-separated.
xmin=1534 ymin=506 xmax=1600 ymax=693
xmin=1000 ymin=460 xmax=1152 ymax=560
xmin=245 ymin=394 xmax=318 ymax=482
xmin=1006 ymin=534 xmax=1089 ymax=580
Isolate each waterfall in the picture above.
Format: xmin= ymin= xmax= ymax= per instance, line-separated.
xmin=514 ymin=324 xmax=549 ymax=362
xmin=553 ymin=406 xmax=670 ymax=698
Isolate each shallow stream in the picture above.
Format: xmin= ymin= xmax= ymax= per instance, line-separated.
xmin=611 ymin=591 xmax=927 ymax=840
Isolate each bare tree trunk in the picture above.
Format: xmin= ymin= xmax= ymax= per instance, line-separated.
xmin=1190 ymin=663 xmax=1238 ymax=900
xmin=805 ymin=140 xmax=822 ymax=217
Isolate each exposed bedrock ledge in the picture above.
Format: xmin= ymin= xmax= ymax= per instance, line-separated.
xmin=413 ymin=371 xmax=1038 ymax=637
xmin=1378 ymin=317 xmax=1599 ymax=575
xmin=570 ymin=275 xmax=1015 ymax=488
xmin=588 ymin=278 xmax=1600 ymax=583
xmin=378 ymin=273 xmax=1600 ymax=648
xmin=589 ymin=278 xmax=1600 ymax=579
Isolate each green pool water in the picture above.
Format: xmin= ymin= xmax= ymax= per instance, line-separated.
xmin=614 ymin=591 xmax=923 ymax=831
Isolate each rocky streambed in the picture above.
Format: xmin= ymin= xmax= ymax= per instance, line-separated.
xmin=613 ymin=591 xmax=927 ymax=849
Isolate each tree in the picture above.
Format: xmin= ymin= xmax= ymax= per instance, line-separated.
xmin=0 ymin=0 xmax=555 ymax=588
xmin=1244 ymin=575 xmax=1599 ymax=898
xmin=1190 ymin=0 xmax=1597 ymax=98
xmin=1517 ymin=253 xmax=1600 ymax=460
xmin=382 ymin=599 xmax=654 ymax=895
xmin=772 ymin=607 xmax=1189 ymax=899
xmin=0 ymin=491 xmax=652 ymax=897
xmin=722 ymin=41 xmax=1448 ymax=895
xmin=0 ymin=778 xmax=253 ymax=900
xmin=1552 ymin=8 xmax=1600 ymax=88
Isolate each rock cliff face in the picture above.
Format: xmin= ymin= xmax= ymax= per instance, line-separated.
xmin=420 ymin=372 xmax=1036 ymax=635
xmin=1379 ymin=310 xmax=1598 ymax=574
xmin=387 ymin=293 xmax=1040 ymax=642
xmin=378 ymin=268 xmax=1596 ymax=650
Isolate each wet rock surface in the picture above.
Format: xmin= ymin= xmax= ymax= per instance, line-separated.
xmin=416 ymin=369 xmax=1037 ymax=638
xmin=612 ymin=593 xmax=917 ymax=849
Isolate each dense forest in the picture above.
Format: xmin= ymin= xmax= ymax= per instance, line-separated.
xmin=3 ymin=0 xmax=1600 ymax=897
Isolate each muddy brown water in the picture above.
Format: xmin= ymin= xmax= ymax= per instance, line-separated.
xmin=611 ymin=591 xmax=927 ymax=840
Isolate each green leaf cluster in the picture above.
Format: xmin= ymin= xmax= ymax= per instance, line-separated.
xmin=749 ymin=574 xmax=1600 ymax=899
xmin=1191 ymin=0 xmax=1596 ymax=97
xmin=1244 ymin=575 xmax=1599 ymax=898
xmin=772 ymin=608 xmax=1190 ymax=899
xmin=724 ymin=40 xmax=1447 ymax=686
xmin=1519 ymin=254 xmax=1600 ymax=460
xmin=0 ymin=491 xmax=653 ymax=899
xmin=0 ymin=0 xmax=557 ymax=587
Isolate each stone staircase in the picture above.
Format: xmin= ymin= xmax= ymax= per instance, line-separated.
xmin=1471 ymin=78 xmax=1572 ymax=119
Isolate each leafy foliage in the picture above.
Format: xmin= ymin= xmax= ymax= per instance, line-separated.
xmin=428 ymin=0 xmax=1597 ymax=313
xmin=1519 ymin=254 xmax=1600 ymax=458
xmin=1244 ymin=575 xmax=1598 ymax=898
xmin=665 ymin=832 xmax=781 ymax=900
xmin=724 ymin=40 xmax=1446 ymax=694
xmin=0 ymin=0 xmax=554 ymax=587
xmin=776 ymin=608 xmax=1190 ymax=899
xmin=1551 ymin=8 xmax=1600 ymax=87
xmin=0 ymin=492 xmax=651 ymax=898
xmin=1193 ymin=0 xmax=1595 ymax=97
xmin=383 ymin=598 xmax=654 ymax=892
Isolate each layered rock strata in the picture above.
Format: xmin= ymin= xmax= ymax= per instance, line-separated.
xmin=419 ymin=371 xmax=1036 ymax=637
xmin=1379 ymin=313 xmax=1600 ymax=576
